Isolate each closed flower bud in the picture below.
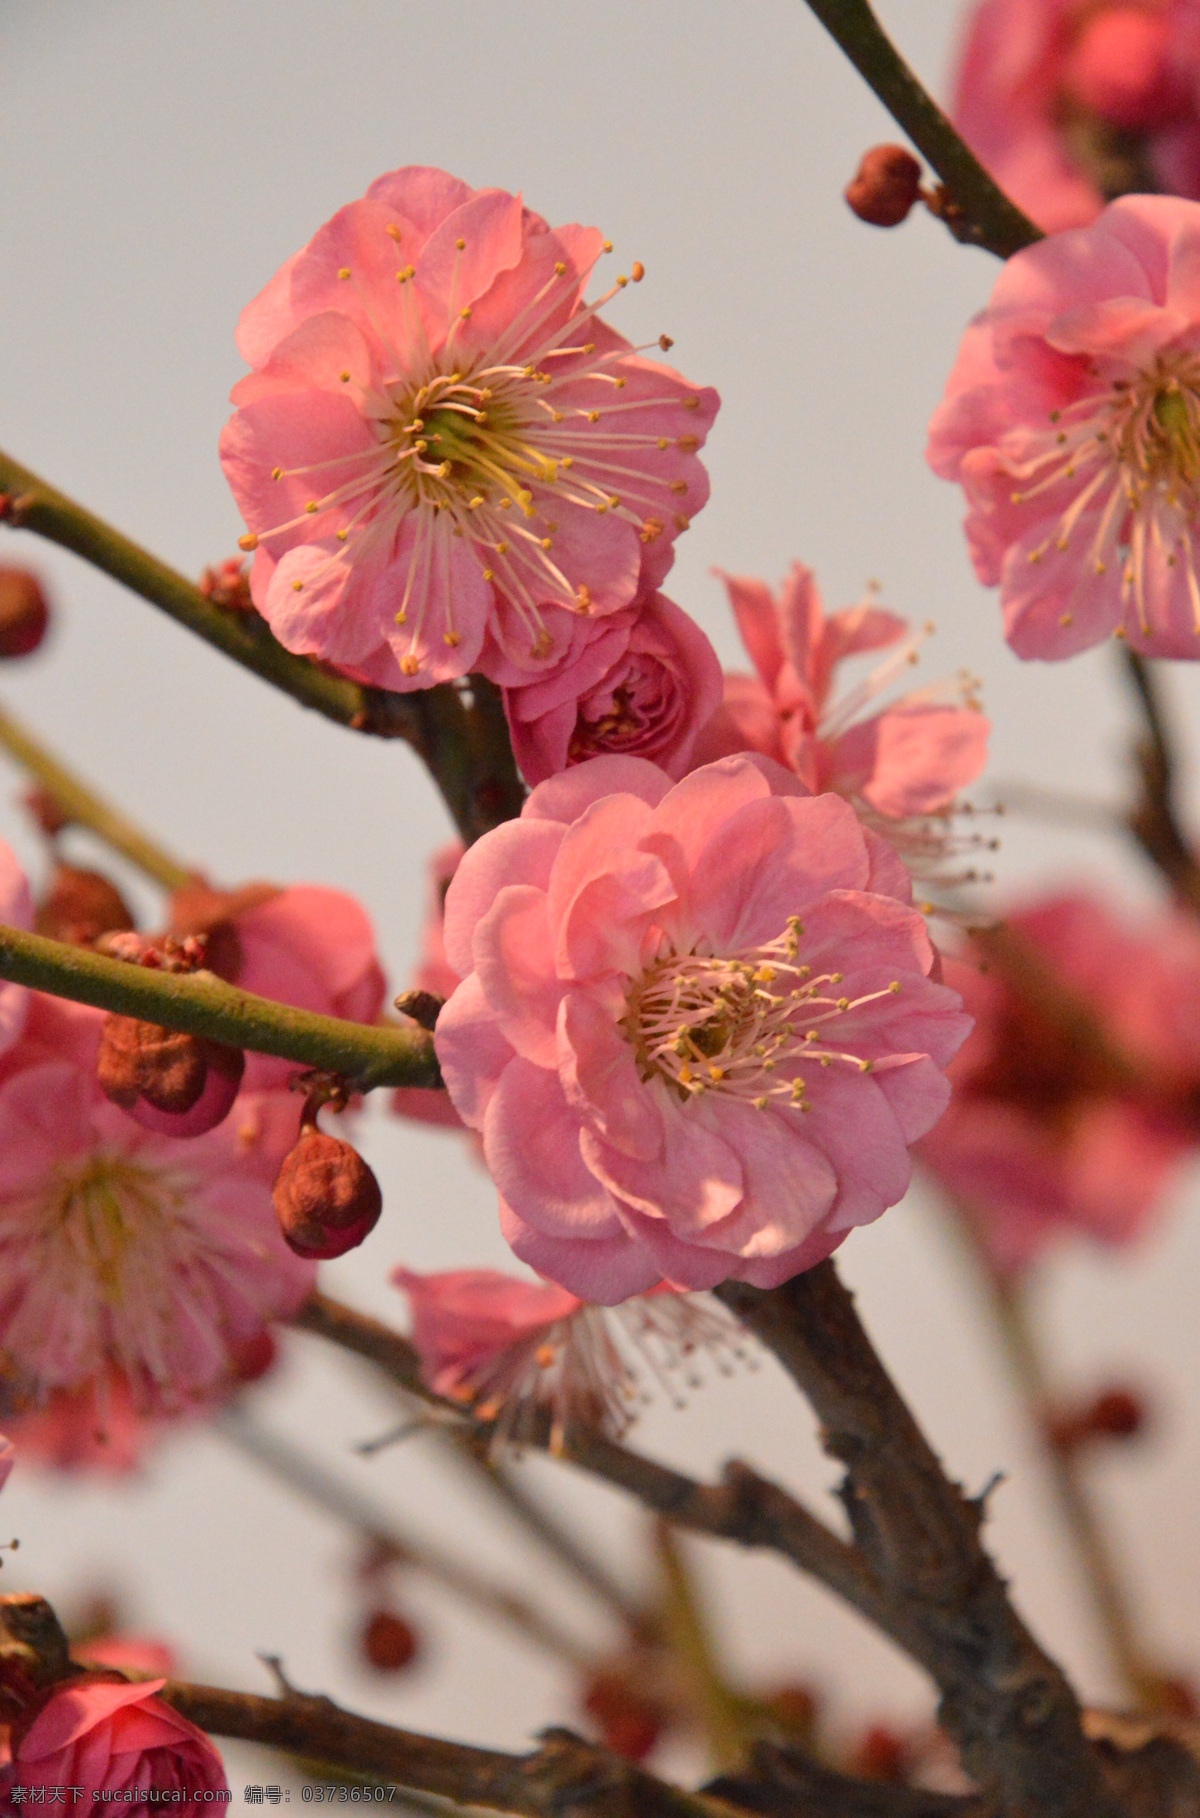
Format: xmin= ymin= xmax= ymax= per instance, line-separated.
xmin=35 ymin=865 xmax=135 ymax=947
xmin=0 ymin=567 xmax=50 ymax=658
xmin=1045 ymin=1385 xmax=1149 ymax=1454
xmin=360 ymin=1608 xmax=420 ymax=1673
xmin=581 ymin=1672 xmax=664 ymax=1763
xmin=97 ymin=1016 xmax=244 ymax=1137
xmin=273 ymin=1123 xmax=382 ymax=1259
xmin=845 ymin=144 xmax=923 ymax=227
xmin=851 ymin=1724 xmax=912 ymax=1784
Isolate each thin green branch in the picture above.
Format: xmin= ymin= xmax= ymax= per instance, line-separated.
xmin=0 ymin=697 xmax=192 ymax=892
xmin=0 ymin=448 xmax=524 ymax=843
xmin=801 ymin=0 xmax=1041 ymax=257
xmin=0 ymin=922 xmax=438 ymax=1089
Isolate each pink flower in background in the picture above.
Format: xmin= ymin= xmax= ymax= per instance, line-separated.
xmin=70 ymin=1637 xmax=178 ymax=1680
xmin=394 ymin=1265 xmax=752 ymax=1442
xmin=2 ymin=1371 xmax=162 ymax=1475
xmin=7 ymin=1679 xmax=226 ymax=1799
xmin=951 ymin=0 xmax=1200 ymax=234
xmin=434 ymin=754 xmax=971 ymax=1303
xmin=501 ymin=590 xmax=723 ymax=785
xmin=0 ymin=840 xmax=34 ymax=1056
xmin=221 ymin=166 xmax=718 ymax=692
xmin=0 ymin=1434 xmax=11 ymax=1492
xmin=929 ymin=195 xmax=1200 ymax=659
xmin=0 ymin=998 xmax=312 ymax=1411
xmin=391 ymin=843 xmax=469 ymax=1132
xmin=919 ymin=891 xmax=1200 ymax=1273
xmin=692 ymin=564 xmax=988 ymax=818
xmin=169 ymin=881 xmax=387 ymax=1090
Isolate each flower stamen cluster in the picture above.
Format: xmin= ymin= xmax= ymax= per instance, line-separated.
xmin=623 ymin=923 xmax=902 ymax=1113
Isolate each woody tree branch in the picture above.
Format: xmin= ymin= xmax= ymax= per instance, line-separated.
xmin=716 ymin=1264 xmax=1121 ymax=1818
xmin=0 ymin=448 xmax=523 ymax=844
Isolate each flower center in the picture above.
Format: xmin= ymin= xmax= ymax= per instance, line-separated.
xmin=621 ymin=922 xmax=902 ymax=1113
xmin=1011 ymin=355 xmax=1200 ymax=635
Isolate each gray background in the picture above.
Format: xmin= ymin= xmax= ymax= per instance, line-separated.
xmin=3 ymin=2 xmax=1199 ymax=1804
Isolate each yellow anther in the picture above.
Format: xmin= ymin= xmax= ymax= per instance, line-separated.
xmin=753 ymin=1096 xmax=768 ymax=1110
xmin=831 ymin=973 xmax=843 ymax=984
xmin=271 ymin=467 xmax=283 ymax=481
xmin=616 ymin=274 xmax=629 ymax=287
xmin=460 ymin=306 xmax=472 ymax=320
xmin=679 ymin=1063 xmax=693 ymax=1085
xmin=888 ymin=981 xmax=901 ymax=995
xmin=657 ymin=437 xmax=669 ymax=450
xmin=339 ymin=370 xmax=351 ymax=382
xmin=305 ymin=501 xmax=319 ymax=514
xmin=385 ymin=223 xmax=403 ymax=242
xmin=495 ymin=541 xmax=509 ymax=555
xmin=837 ymin=997 xmax=850 ymax=1011
xmin=659 ymin=333 xmax=674 ymax=350
xmin=400 ymin=654 xmax=420 ymax=676
xmin=708 ymin=1065 xmax=725 ymax=1082
xmin=394 ymin=609 xmax=407 ymax=625
xmin=337 ymin=267 xmax=351 ymax=280
xmin=678 ymin=434 xmax=700 ymax=451
xmin=586 ymin=410 xmax=601 ymax=423
xmin=444 ymin=630 xmax=461 ymax=647
xmin=669 ymin=480 xmax=688 ymax=495
xmin=603 ymin=238 xmax=613 ymax=253
xmin=674 ymin=513 xmax=691 ymax=530
xmin=468 ymin=496 xmax=484 ymax=510
xmin=860 ymin=1058 xmax=874 ymax=1073
xmin=631 ymin=261 xmax=645 ymax=281
xmin=237 ymin=533 xmax=258 ymax=552
xmin=455 ymin=237 xmax=466 ymax=250
xmin=683 ymin=396 xmax=700 ymax=411
xmin=336 ymin=529 xmax=348 ymax=543
xmin=291 ymin=579 xmax=303 ymax=592
xmin=753 ymin=966 xmax=776 ymax=984
xmin=481 ymin=568 xmax=494 ymax=581
xmin=554 ymin=261 xmax=566 ymax=276
xmin=561 ymin=456 xmax=575 ymax=469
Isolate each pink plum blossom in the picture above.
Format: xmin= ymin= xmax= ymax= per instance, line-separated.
xmin=501 ymin=589 xmax=723 ymax=785
xmin=169 ymin=881 xmax=387 ymax=1090
xmin=394 ymin=1265 xmax=751 ymax=1443
xmin=221 ymin=167 xmax=718 ymax=693
xmin=433 ymin=753 xmax=972 ymax=1303
xmin=919 ymin=891 xmax=1200 ymax=1273
xmin=2 ymin=1371 xmax=163 ymax=1474
xmin=692 ymin=564 xmax=989 ymax=818
xmin=951 ymin=0 xmax=1200 ymax=235
xmin=391 ymin=844 xmax=469 ymax=1132
xmin=928 ymin=195 xmax=1200 ymax=658
xmin=0 ymin=839 xmax=34 ymax=1057
xmin=0 ymin=992 xmax=313 ymax=1412
xmin=6 ymin=1679 xmax=227 ymax=1800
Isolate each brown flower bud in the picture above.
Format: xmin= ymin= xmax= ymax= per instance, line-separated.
xmin=198 ymin=558 xmax=254 ymax=612
xmin=22 ymin=787 xmax=70 ymax=839
xmin=850 ymin=1724 xmax=912 ymax=1784
xmin=35 ymin=866 xmax=135 ymax=947
xmin=273 ymin=1124 xmax=382 ymax=1259
xmin=360 ymin=1609 xmax=420 ymax=1674
xmin=96 ymin=1016 xmax=245 ymax=1136
xmin=1045 ymin=1385 xmax=1149 ymax=1454
xmin=845 ymin=144 xmax=923 ymax=228
xmin=581 ymin=1672 xmax=664 ymax=1763
xmin=0 ymin=568 xmax=50 ymax=658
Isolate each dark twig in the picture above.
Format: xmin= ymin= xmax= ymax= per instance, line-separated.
xmin=1120 ymin=648 xmax=1200 ymax=910
xmin=290 ymin=1294 xmax=884 ymax=1628
xmin=798 ymin=0 xmax=1040 ymax=257
xmin=716 ymin=1265 xmax=1121 ymax=1818
xmin=708 ymin=1743 xmax=986 ymax=1817
xmin=161 ymin=1683 xmax=742 ymax=1818
xmin=0 ymin=448 xmax=524 ymax=844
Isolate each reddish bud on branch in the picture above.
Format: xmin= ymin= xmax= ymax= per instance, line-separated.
xmin=845 ymin=144 xmax=923 ymax=227
xmin=359 ymin=1609 xmax=420 ymax=1674
xmin=35 ymin=865 xmax=135 ymax=948
xmin=97 ymin=1017 xmax=245 ymax=1134
xmin=1044 ymin=1386 xmax=1149 ymax=1455
xmin=273 ymin=1104 xmax=382 ymax=1260
xmin=0 ymin=567 xmax=50 ymax=658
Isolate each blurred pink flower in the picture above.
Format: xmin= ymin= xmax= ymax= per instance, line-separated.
xmin=394 ymin=1265 xmax=751 ymax=1443
xmin=170 ymin=881 xmax=387 ymax=1090
xmin=70 ymin=1637 xmax=177 ymax=1680
xmin=929 ymin=195 xmax=1200 ymax=658
xmin=391 ymin=843 xmax=469 ymax=1132
xmin=221 ymin=166 xmax=717 ymax=692
xmin=501 ymin=589 xmax=722 ymax=784
xmin=0 ymin=996 xmax=312 ymax=1411
xmin=951 ymin=0 xmax=1200 ymax=234
xmin=692 ymin=564 xmax=988 ymax=818
xmin=434 ymin=754 xmax=971 ymax=1302
xmin=2 ymin=1371 xmax=163 ymax=1475
xmin=7 ymin=1679 xmax=226 ymax=1799
xmin=919 ymin=891 xmax=1200 ymax=1273
xmin=0 ymin=840 xmax=33 ymax=1057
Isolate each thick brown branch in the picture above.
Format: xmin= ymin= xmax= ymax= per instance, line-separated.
xmin=161 ymin=1683 xmax=740 ymax=1818
xmin=0 ymin=449 xmax=523 ymax=844
xmin=716 ymin=1265 xmax=1121 ymax=1818
xmin=799 ymin=0 xmax=1039 ymax=257
xmin=290 ymin=1294 xmax=881 ymax=1625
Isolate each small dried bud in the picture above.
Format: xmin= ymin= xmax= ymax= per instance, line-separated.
xmin=393 ymin=988 xmax=445 ymax=1032
xmin=1045 ymin=1386 xmax=1149 ymax=1454
xmin=198 ymin=558 xmax=254 ymax=612
xmin=851 ymin=1724 xmax=912 ymax=1784
xmin=581 ymin=1672 xmax=664 ymax=1763
xmin=845 ymin=144 xmax=922 ymax=228
xmin=22 ymin=787 xmax=70 ymax=839
xmin=0 ymin=568 xmax=50 ymax=658
xmin=360 ymin=1609 xmax=420 ymax=1674
xmin=35 ymin=865 xmax=135 ymax=947
xmin=168 ymin=878 xmax=280 ymax=982
xmin=229 ymin=1329 xmax=278 ymax=1385
xmin=97 ymin=1016 xmax=245 ymax=1137
xmin=273 ymin=1123 xmax=382 ymax=1259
